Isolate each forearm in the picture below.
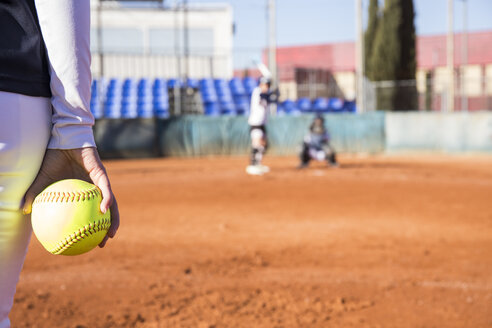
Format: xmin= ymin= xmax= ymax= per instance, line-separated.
xmin=35 ymin=0 xmax=95 ymax=149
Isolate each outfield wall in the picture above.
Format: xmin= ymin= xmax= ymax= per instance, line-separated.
xmin=94 ymin=112 xmax=385 ymax=159
xmin=385 ymin=111 xmax=492 ymax=152
xmin=94 ymin=111 xmax=492 ymax=159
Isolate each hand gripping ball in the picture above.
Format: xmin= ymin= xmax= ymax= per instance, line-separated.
xmin=31 ymin=179 xmax=111 ymax=256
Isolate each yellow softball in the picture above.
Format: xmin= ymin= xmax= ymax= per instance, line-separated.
xmin=31 ymin=179 xmax=111 ymax=256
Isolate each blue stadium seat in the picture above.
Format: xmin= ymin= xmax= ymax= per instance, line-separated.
xmin=154 ymin=100 xmax=170 ymax=118
xmin=186 ymin=78 xmax=199 ymax=89
xmin=106 ymin=78 xmax=122 ymax=98
xmin=243 ymin=77 xmax=257 ymax=96
xmin=296 ymin=97 xmax=312 ymax=112
xmin=154 ymin=91 xmax=169 ymax=100
xmin=204 ymin=102 xmax=220 ymax=116
xmin=312 ymin=98 xmax=329 ymax=112
xmin=137 ymin=99 xmax=153 ymax=108
xmin=199 ymin=78 xmax=219 ymax=110
xmin=137 ymin=99 xmax=154 ymax=118
xmin=215 ymin=79 xmax=233 ymax=106
xmin=199 ymin=79 xmax=215 ymax=89
xmin=91 ymin=78 xmax=105 ymax=97
xmin=103 ymin=79 xmax=123 ymax=118
xmin=103 ymin=100 xmax=121 ymax=119
xmin=199 ymin=78 xmax=214 ymax=89
xmin=234 ymin=96 xmax=249 ymax=115
xmin=343 ymin=100 xmax=356 ymax=113
xmin=90 ymin=78 xmax=105 ymax=119
xmin=214 ymin=78 xmax=227 ymax=88
xmin=229 ymin=77 xmax=246 ymax=96
xmin=153 ymin=89 xmax=168 ymax=100
xmin=276 ymin=102 xmax=287 ymax=116
xmin=138 ymin=92 xmax=153 ymax=103
xmin=167 ymin=78 xmax=182 ymax=89
xmin=121 ymin=79 xmax=138 ymax=119
xmin=328 ymin=97 xmax=344 ymax=112
xmin=281 ymin=99 xmax=299 ymax=115
xmin=152 ymin=78 xmax=170 ymax=118
xmin=106 ymin=88 xmax=121 ymax=99
xmin=121 ymin=97 xmax=138 ymax=119
xmin=220 ymin=101 xmax=236 ymax=115
xmin=136 ymin=78 xmax=153 ymax=118
xmin=138 ymin=78 xmax=152 ymax=90
xmin=217 ymin=92 xmax=233 ymax=104
xmin=153 ymin=78 xmax=168 ymax=101
xmin=90 ymin=99 xmax=103 ymax=119
xmin=201 ymin=89 xmax=218 ymax=103
xmin=107 ymin=78 xmax=122 ymax=89
xmin=122 ymin=78 xmax=137 ymax=91
xmin=290 ymin=107 xmax=302 ymax=116
xmin=153 ymin=78 xmax=166 ymax=90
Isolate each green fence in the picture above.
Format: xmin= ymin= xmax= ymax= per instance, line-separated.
xmin=385 ymin=111 xmax=492 ymax=152
xmin=94 ymin=112 xmax=386 ymax=159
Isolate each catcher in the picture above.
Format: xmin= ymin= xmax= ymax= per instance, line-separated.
xmin=298 ymin=115 xmax=338 ymax=169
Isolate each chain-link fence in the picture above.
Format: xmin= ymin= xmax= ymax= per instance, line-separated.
xmin=368 ymin=75 xmax=492 ymax=111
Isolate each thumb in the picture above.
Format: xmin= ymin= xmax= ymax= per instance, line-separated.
xmin=98 ymin=181 xmax=112 ymax=214
xmin=90 ymin=171 xmax=112 ymax=214
xmin=22 ymin=173 xmax=52 ymax=215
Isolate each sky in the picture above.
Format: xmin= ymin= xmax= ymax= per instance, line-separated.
xmin=188 ymin=0 xmax=492 ymax=52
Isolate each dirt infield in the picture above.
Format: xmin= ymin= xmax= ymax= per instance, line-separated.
xmin=11 ymin=155 xmax=492 ymax=328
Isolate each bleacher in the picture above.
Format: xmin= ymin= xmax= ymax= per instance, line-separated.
xmin=90 ymin=77 xmax=357 ymax=119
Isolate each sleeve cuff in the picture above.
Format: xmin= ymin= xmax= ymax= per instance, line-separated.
xmin=48 ymin=125 xmax=96 ymax=149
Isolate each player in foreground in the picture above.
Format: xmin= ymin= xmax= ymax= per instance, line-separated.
xmin=0 ymin=1 xmax=119 ymax=327
xmin=298 ymin=115 xmax=339 ymax=169
xmin=246 ymin=77 xmax=277 ymax=176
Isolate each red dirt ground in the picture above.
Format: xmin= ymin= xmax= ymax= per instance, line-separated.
xmin=10 ymin=155 xmax=492 ymax=328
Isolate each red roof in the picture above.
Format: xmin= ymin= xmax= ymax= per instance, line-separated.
xmin=275 ymin=41 xmax=355 ymax=76
xmin=270 ymin=30 xmax=492 ymax=80
xmin=417 ymin=31 xmax=492 ymax=69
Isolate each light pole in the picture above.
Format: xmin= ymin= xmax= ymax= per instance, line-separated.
xmin=267 ymin=0 xmax=277 ymax=86
xmin=447 ymin=0 xmax=454 ymax=112
xmin=183 ymin=0 xmax=189 ymax=80
xmin=460 ymin=0 xmax=468 ymax=112
xmin=355 ymin=0 xmax=365 ymax=113
xmin=267 ymin=0 xmax=277 ymax=115
xmin=97 ymin=0 xmax=104 ymax=78
xmin=174 ymin=0 xmax=182 ymax=115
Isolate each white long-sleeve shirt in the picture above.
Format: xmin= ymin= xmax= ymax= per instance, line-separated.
xmin=35 ymin=0 xmax=96 ymax=149
xmin=248 ymin=87 xmax=268 ymax=126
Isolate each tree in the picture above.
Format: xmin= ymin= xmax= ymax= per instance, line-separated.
xmin=364 ymin=0 xmax=379 ymax=80
xmin=369 ymin=0 xmax=417 ymax=110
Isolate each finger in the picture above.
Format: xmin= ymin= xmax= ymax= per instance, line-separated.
xmin=74 ymin=148 xmax=110 ymax=213
xmin=97 ymin=178 xmax=113 ymax=214
xmin=88 ymin=165 xmax=112 ymax=214
xmin=107 ymin=198 xmax=120 ymax=238
xmin=22 ymin=172 xmax=52 ymax=215
xmin=98 ymin=198 xmax=119 ymax=248
xmin=99 ymin=235 xmax=109 ymax=248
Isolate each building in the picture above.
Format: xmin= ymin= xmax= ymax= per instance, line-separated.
xmin=267 ymin=30 xmax=492 ymax=110
xmin=90 ymin=1 xmax=234 ymax=79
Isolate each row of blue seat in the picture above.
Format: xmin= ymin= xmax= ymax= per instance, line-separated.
xmin=199 ymin=77 xmax=257 ymax=116
xmin=91 ymin=78 xmax=169 ymax=118
xmin=279 ymin=98 xmax=356 ymax=114
xmin=89 ymin=77 xmax=357 ymax=118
